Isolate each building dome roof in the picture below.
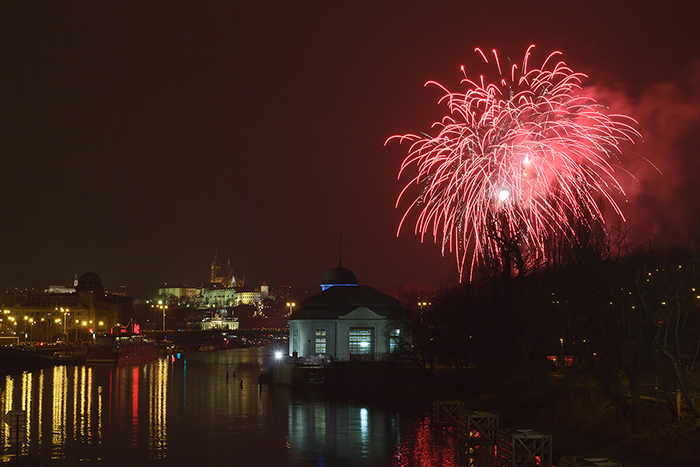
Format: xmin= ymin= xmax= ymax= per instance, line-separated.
xmin=321 ymin=266 xmax=357 ymax=287
xmin=76 ymin=272 xmax=105 ymax=295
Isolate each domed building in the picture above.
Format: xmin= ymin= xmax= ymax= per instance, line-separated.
xmin=320 ymin=265 xmax=358 ymax=291
xmin=288 ymin=264 xmax=410 ymax=361
xmin=76 ymin=272 xmax=106 ymax=296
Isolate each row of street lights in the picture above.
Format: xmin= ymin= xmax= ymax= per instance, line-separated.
xmin=1 ymin=307 xmax=106 ymax=342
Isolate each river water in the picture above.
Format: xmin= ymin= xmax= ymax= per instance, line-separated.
xmin=0 ymin=347 xmax=474 ymax=466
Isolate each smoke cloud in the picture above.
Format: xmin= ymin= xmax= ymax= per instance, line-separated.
xmin=586 ymin=61 xmax=700 ymax=243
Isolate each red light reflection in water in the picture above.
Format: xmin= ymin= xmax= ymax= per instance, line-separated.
xmin=132 ymin=366 xmax=139 ymax=445
xmin=392 ymin=415 xmax=460 ymax=467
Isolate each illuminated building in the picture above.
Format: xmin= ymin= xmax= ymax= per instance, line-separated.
xmin=200 ymin=316 xmax=239 ymax=330
xmin=158 ymin=285 xmax=201 ymax=299
xmin=1 ymin=272 xmax=134 ymax=341
xmin=210 ymin=251 xmax=244 ymax=288
xmin=157 ymin=255 xmax=268 ymax=307
xmin=288 ymin=264 xmax=410 ymax=361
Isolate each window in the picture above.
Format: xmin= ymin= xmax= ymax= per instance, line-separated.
xmin=390 ymin=329 xmax=401 ymax=353
xmin=315 ymin=329 xmax=327 ymax=354
xmin=349 ymin=327 xmax=374 ymax=360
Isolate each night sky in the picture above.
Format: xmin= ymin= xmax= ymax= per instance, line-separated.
xmin=1 ymin=1 xmax=699 ymax=294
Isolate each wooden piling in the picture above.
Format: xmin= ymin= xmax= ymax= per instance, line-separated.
xmin=432 ymin=400 xmax=464 ymax=427
xmin=458 ymin=410 xmax=499 ymax=445
xmin=496 ymin=428 xmax=552 ymax=467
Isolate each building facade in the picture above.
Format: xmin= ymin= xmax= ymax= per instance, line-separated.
xmin=288 ymin=265 xmax=410 ymax=361
xmin=2 ymin=272 xmax=134 ymax=342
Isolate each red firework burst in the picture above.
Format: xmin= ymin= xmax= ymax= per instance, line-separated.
xmin=389 ymin=45 xmax=641 ymax=281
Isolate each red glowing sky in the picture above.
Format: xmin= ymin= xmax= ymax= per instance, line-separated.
xmin=0 ymin=1 xmax=698 ymax=295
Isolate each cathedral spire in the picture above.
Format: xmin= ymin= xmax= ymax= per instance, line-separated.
xmin=210 ymin=249 xmax=221 ymax=283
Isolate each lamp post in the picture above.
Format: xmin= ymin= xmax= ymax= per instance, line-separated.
xmin=286 ymin=302 xmax=295 ymax=316
xmin=152 ymin=302 xmax=168 ymax=331
xmin=57 ymin=308 xmax=70 ymax=342
xmin=23 ymin=317 xmax=34 ymax=342
xmin=2 ymin=309 xmax=10 ymax=335
xmin=418 ymin=301 xmax=429 ymax=326
xmin=77 ymin=321 xmax=87 ymax=342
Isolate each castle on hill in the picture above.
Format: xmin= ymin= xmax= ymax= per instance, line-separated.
xmin=209 ymin=250 xmax=245 ymax=288
xmin=157 ymin=252 xmax=270 ymax=308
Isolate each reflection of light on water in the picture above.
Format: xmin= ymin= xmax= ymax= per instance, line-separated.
xmin=72 ymin=367 xmax=78 ymax=442
xmin=79 ymin=366 xmax=92 ymax=442
xmin=183 ymin=357 xmax=187 ymax=408
xmin=98 ymin=385 xmax=103 ymax=442
xmin=52 ymin=366 xmax=67 ymax=455
xmin=392 ymin=415 xmax=460 ymax=467
xmin=149 ymin=358 xmax=168 ymax=458
xmin=132 ymin=366 xmax=139 ymax=445
xmin=0 ymin=350 xmax=464 ymax=465
xmin=37 ymin=371 xmax=44 ymax=447
xmin=87 ymin=366 xmax=93 ymax=441
xmin=314 ymin=403 xmax=325 ymax=444
xmin=360 ymin=407 xmax=368 ymax=452
xmin=21 ymin=371 xmax=32 ymax=454
xmin=2 ymin=375 xmax=13 ymax=446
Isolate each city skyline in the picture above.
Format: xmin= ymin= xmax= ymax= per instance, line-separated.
xmin=1 ymin=1 xmax=699 ymax=292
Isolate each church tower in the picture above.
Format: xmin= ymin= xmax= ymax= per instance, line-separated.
xmin=210 ymin=251 xmax=221 ymax=283
xmin=210 ymin=250 xmax=237 ymax=286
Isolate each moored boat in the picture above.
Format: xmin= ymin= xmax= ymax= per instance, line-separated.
xmin=86 ymin=333 xmax=156 ymax=364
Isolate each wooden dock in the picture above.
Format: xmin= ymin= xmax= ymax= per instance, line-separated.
xmin=431 ymin=399 xmax=627 ymax=467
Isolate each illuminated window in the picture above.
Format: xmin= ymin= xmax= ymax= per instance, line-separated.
xmin=390 ymin=329 xmax=401 ymax=353
xmin=349 ymin=328 xmax=374 ymax=360
xmin=315 ymin=329 xmax=326 ymax=354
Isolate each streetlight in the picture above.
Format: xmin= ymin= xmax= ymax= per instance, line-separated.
xmin=418 ymin=301 xmax=430 ymax=325
xmin=152 ymin=303 xmax=168 ymax=331
xmin=57 ymin=308 xmax=70 ymax=342
xmin=1 ymin=310 xmax=10 ymax=336
xmin=76 ymin=321 xmax=87 ymax=342
xmin=286 ymin=302 xmax=295 ymax=316
xmin=23 ymin=317 xmax=34 ymax=342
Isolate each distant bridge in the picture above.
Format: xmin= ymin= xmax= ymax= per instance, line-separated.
xmin=144 ymin=328 xmax=288 ymax=348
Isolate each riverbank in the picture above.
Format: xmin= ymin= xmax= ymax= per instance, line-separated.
xmin=314 ymin=361 xmax=700 ymax=467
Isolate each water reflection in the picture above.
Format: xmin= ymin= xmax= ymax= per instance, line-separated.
xmin=1 ymin=348 xmax=467 ymax=466
xmin=288 ymin=400 xmax=395 ymax=465
xmin=149 ymin=358 xmax=168 ymax=457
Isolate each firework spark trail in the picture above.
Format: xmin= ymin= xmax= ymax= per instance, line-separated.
xmin=389 ymin=45 xmax=641 ymax=281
